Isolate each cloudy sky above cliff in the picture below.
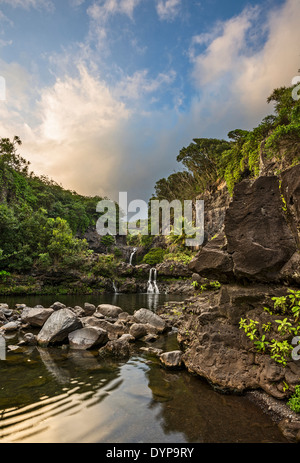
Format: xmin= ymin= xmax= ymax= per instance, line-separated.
xmin=0 ymin=0 xmax=299 ymax=203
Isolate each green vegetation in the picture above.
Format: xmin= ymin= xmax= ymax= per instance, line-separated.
xmin=1 ymin=83 xmax=300 ymax=293
xmin=191 ymin=279 xmax=221 ymax=292
xmin=239 ymin=289 xmax=300 ymax=367
xmin=0 ymin=136 xmax=103 ymax=274
xmin=163 ymin=249 xmax=194 ymax=265
xmin=287 ymin=385 xmax=300 ymax=413
xmin=142 ymin=247 xmax=165 ymax=265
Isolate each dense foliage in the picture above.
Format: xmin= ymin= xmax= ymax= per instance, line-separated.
xmin=0 ymin=137 xmax=102 ymax=272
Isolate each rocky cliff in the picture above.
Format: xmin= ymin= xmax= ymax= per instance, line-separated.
xmin=160 ymin=163 xmax=300 ymax=442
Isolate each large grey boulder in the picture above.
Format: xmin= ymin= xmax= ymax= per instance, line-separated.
xmin=68 ymin=327 xmax=108 ymax=350
xmin=37 ymin=308 xmax=82 ymax=346
xmin=96 ymin=304 xmax=123 ymax=318
xmin=133 ymin=308 xmax=166 ymax=333
xmin=21 ymin=307 xmax=54 ymax=327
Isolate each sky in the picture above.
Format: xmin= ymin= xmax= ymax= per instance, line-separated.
xmin=0 ymin=0 xmax=299 ymax=205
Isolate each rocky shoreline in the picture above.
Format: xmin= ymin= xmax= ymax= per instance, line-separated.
xmin=0 ymin=301 xmax=184 ymax=369
xmin=156 ymin=289 xmax=300 ymax=443
xmin=147 ymin=162 xmax=300 ymax=442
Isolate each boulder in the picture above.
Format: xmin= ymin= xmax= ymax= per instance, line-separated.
xmin=129 ymin=323 xmax=148 ymax=339
xmin=19 ymin=333 xmax=37 ymax=346
xmin=160 ymin=350 xmax=183 ymax=369
xmin=68 ymin=327 xmax=108 ymax=350
xmin=21 ymin=307 xmax=54 ymax=327
xmin=37 ymin=308 xmax=82 ymax=346
xmin=133 ymin=308 xmax=166 ymax=333
xmin=119 ymin=333 xmax=135 ymax=343
xmin=0 ymin=303 xmax=9 ymax=310
xmin=81 ymin=317 xmax=128 ymax=338
xmin=96 ymin=304 xmax=123 ymax=319
xmin=72 ymin=306 xmax=85 ymax=317
xmin=83 ymin=302 xmax=96 ymax=316
xmin=140 ymin=347 xmax=163 ymax=356
xmin=50 ymin=301 xmax=66 ymax=311
xmin=189 ymin=233 xmax=234 ymax=283
xmin=98 ymin=338 xmax=130 ymax=358
xmin=0 ymin=321 xmax=20 ymax=332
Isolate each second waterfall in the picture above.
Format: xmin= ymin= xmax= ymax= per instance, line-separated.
xmin=147 ymin=268 xmax=159 ymax=294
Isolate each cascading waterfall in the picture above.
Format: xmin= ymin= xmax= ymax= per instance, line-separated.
xmin=147 ymin=268 xmax=159 ymax=294
xmin=129 ymin=248 xmax=137 ymax=266
xmin=112 ymin=281 xmax=118 ymax=293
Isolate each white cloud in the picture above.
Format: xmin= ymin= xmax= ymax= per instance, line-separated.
xmin=189 ymin=0 xmax=300 ymax=129
xmin=114 ymin=69 xmax=176 ymax=102
xmin=0 ymin=0 xmax=54 ymax=10
xmin=87 ymin=0 xmax=141 ymax=21
xmin=86 ymin=0 xmax=141 ymax=51
xmin=156 ymin=0 xmax=181 ymax=21
xmin=20 ymin=65 xmax=131 ymax=198
xmin=1 ymin=0 xmax=300 ymax=205
xmin=190 ymin=7 xmax=258 ymax=86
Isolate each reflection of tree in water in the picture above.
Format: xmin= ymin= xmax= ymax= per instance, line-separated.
xmin=0 ymin=331 xmax=289 ymax=444
xmin=0 ymin=345 xmax=123 ymax=442
xmin=144 ymin=356 xmax=288 ymax=443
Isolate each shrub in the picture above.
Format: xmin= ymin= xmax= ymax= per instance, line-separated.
xmin=287 ymin=385 xmax=300 ymax=413
xmin=143 ymin=248 xmax=165 ymax=265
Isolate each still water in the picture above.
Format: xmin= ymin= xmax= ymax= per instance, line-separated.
xmin=0 ymin=293 xmax=288 ymax=443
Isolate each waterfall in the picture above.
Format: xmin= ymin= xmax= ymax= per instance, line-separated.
xmin=147 ymin=268 xmax=159 ymax=294
xmin=112 ymin=281 xmax=118 ymax=293
xmin=129 ymin=247 xmax=137 ymax=266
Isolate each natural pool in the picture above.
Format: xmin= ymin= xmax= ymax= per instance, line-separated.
xmin=0 ymin=293 xmax=288 ymax=443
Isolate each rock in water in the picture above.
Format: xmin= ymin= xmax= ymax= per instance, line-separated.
xmin=96 ymin=304 xmax=123 ymax=318
xmin=98 ymin=338 xmax=130 ymax=358
xmin=129 ymin=323 xmax=148 ymax=339
xmin=68 ymin=327 xmax=108 ymax=350
xmin=133 ymin=308 xmax=166 ymax=333
xmin=160 ymin=350 xmax=183 ymax=369
xmin=21 ymin=307 xmax=54 ymax=327
xmin=37 ymin=308 xmax=82 ymax=346
xmin=0 ymin=321 xmax=20 ymax=332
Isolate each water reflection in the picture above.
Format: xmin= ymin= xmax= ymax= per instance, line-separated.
xmin=0 ymin=334 xmax=288 ymax=443
xmin=0 ymin=293 xmax=181 ymax=315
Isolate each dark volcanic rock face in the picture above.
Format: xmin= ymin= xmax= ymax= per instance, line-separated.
xmin=160 ymin=286 xmax=300 ymax=398
xmin=225 ymin=176 xmax=297 ymax=282
xmin=190 ymin=169 xmax=300 ymax=284
xmin=281 ymin=164 xmax=300 ymax=248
